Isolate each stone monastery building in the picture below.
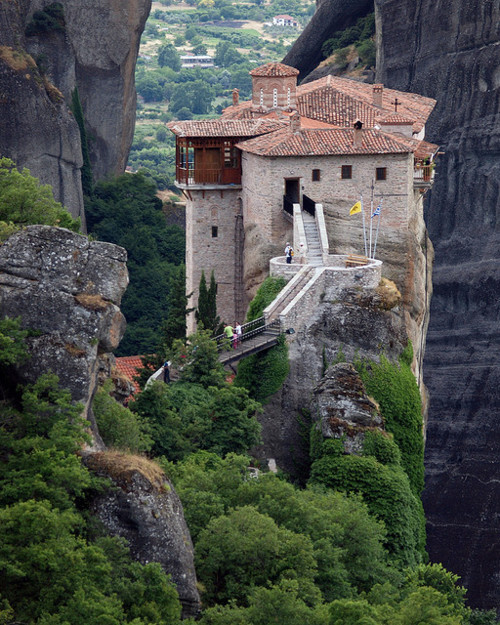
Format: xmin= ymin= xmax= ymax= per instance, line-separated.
xmin=168 ymin=62 xmax=438 ymax=332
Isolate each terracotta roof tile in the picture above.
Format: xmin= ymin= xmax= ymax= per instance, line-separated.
xmin=379 ymin=112 xmax=415 ymax=124
xmin=297 ymin=86 xmax=376 ymax=127
xmin=297 ymin=75 xmax=436 ymax=132
xmin=115 ymin=355 xmax=150 ymax=396
xmin=237 ymin=127 xmax=415 ymax=157
xmin=249 ymin=62 xmax=300 ymax=77
xmin=167 ymin=118 xmax=285 ymax=138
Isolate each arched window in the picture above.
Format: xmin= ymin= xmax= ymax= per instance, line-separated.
xmin=259 ymin=88 xmax=264 ymax=106
xmin=287 ymin=86 xmax=291 ymax=107
xmin=273 ymin=88 xmax=278 ymax=107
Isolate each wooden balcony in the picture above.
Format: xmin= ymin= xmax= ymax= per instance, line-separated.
xmin=413 ymin=164 xmax=435 ymax=189
xmin=176 ymin=166 xmax=241 ymax=187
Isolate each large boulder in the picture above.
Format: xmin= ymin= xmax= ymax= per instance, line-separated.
xmin=85 ymin=451 xmax=201 ymax=619
xmin=0 ymin=225 xmax=128 ymax=446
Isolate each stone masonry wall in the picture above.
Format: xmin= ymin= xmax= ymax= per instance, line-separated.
xmin=251 ymin=75 xmax=297 ymax=110
xmin=241 ymin=150 xmax=413 ymax=277
xmin=185 ymin=188 xmax=241 ymax=333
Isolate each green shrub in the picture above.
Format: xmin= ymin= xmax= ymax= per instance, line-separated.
xmin=25 ymin=2 xmax=65 ymax=36
xmin=355 ymin=348 xmax=424 ymax=496
xmin=245 ymin=275 xmax=287 ymax=321
xmin=309 ymin=453 xmax=426 ymax=568
xmin=362 ymin=431 xmax=401 ymax=466
xmin=92 ymin=380 xmax=153 ymax=453
xmin=235 ymin=334 xmax=289 ymax=403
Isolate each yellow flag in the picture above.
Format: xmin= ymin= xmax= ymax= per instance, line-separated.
xmin=349 ymin=201 xmax=362 ymax=216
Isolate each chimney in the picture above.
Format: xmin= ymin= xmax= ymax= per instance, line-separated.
xmin=290 ymin=112 xmax=301 ymax=133
xmin=373 ymin=84 xmax=384 ymax=108
xmin=232 ymin=88 xmax=239 ymax=106
xmin=353 ymin=120 xmax=363 ymax=147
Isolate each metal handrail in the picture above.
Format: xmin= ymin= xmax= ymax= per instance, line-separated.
xmin=303 ymin=194 xmax=316 ymax=216
xmin=283 ymin=195 xmax=294 ymax=215
xmin=213 ymin=317 xmax=280 ymax=353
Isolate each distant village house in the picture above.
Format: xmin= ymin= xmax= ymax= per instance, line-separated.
xmin=272 ymin=14 xmax=299 ymax=28
xmin=180 ymin=54 xmax=214 ymax=69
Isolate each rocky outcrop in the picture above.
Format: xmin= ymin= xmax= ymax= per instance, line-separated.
xmin=313 ymin=363 xmax=383 ymax=454
xmin=282 ymin=0 xmax=373 ymax=81
xmin=254 ymin=281 xmax=409 ymax=478
xmin=374 ymin=0 xmax=500 ymax=609
xmin=0 ymin=0 xmax=151 ymax=219
xmin=85 ymin=451 xmax=201 ymax=619
xmin=0 ymin=225 xmax=128 ymax=446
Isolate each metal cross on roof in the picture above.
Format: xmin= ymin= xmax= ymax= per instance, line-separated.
xmin=393 ymin=97 xmax=400 ymax=112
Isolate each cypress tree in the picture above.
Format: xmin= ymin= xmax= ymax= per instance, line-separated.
xmin=196 ymin=270 xmax=221 ymax=335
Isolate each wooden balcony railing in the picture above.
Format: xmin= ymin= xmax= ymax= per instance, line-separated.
xmin=413 ymin=165 xmax=435 ymax=185
xmin=176 ymin=166 xmax=241 ymax=186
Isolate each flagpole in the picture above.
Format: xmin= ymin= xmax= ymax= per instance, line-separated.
xmin=360 ymin=195 xmax=368 ymax=257
xmin=369 ymin=180 xmax=374 ymax=258
xmin=372 ymin=198 xmax=383 ymax=259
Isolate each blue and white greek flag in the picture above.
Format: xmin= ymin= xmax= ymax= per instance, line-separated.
xmin=372 ymin=202 xmax=382 ymax=219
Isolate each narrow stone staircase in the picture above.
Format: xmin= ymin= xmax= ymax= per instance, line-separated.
xmin=266 ymin=266 xmax=315 ymax=323
xmin=302 ymin=213 xmax=323 ymax=266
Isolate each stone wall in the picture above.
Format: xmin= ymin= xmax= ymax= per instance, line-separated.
xmin=185 ymin=188 xmax=241 ymax=332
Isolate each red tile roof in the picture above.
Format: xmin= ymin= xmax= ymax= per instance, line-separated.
xmin=115 ymin=355 xmax=151 ymax=396
xmin=167 ymin=118 xmax=286 ymax=138
xmin=221 ymin=72 xmax=436 ymax=134
xmin=237 ymin=127 xmax=414 ymax=157
xmin=298 ymin=86 xmax=377 ymax=128
xmin=249 ymin=62 xmax=300 ymax=77
xmin=379 ymin=112 xmax=415 ymax=125
xmin=297 ymin=75 xmax=435 ymax=133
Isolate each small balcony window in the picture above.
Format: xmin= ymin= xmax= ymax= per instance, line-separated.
xmin=312 ymin=169 xmax=320 ymax=181
xmin=376 ymin=167 xmax=387 ymax=181
xmin=341 ymin=165 xmax=352 ymax=179
xmin=212 ymin=226 xmax=218 ymax=238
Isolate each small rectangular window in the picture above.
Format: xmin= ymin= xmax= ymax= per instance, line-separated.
xmin=211 ymin=226 xmax=218 ymax=238
xmin=376 ymin=167 xmax=387 ymax=181
xmin=312 ymin=169 xmax=320 ymax=181
xmin=341 ymin=165 xmax=352 ymax=179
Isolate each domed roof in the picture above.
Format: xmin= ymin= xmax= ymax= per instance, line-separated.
xmin=249 ymin=62 xmax=299 ymax=77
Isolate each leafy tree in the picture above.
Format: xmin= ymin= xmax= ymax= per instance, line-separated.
xmin=170 ymin=80 xmax=215 ymax=114
xmin=136 ymin=74 xmax=164 ymax=102
xmin=131 ymin=376 xmax=261 ymax=461
xmin=84 ymin=172 xmax=185 ymax=355
xmin=172 ymin=328 xmax=227 ymax=388
xmin=158 ymin=43 xmax=181 ymax=71
xmin=92 ymin=379 xmax=153 ymax=452
xmin=193 ymin=43 xmax=208 ymax=55
xmin=309 ymin=442 xmax=425 ymax=568
xmin=215 ymin=41 xmax=243 ymax=67
xmin=0 ymin=157 xmax=80 ymax=237
xmin=0 ymin=317 xmax=28 ymax=367
xmin=355 ymin=347 xmax=424 ymax=495
xmin=195 ymin=506 xmax=320 ymax=607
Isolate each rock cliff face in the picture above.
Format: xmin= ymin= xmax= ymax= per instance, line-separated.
xmin=0 ymin=0 xmax=151 ymax=220
xmin=0 ymin=225 xmax=128 ymax=445
xmin=375 ymin=0 xmax=500 ymax=609
xmin=254 ymin=278 xmax=410 ymax=478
